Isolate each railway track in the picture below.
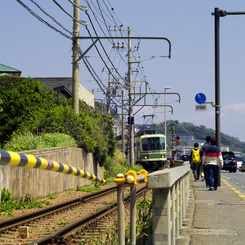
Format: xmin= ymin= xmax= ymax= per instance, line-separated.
xmin=0 ymin=183 xmax=149 ymax=244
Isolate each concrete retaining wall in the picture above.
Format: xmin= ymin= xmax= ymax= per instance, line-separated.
xmin=0 ymin=147 xmax=104 ymax=199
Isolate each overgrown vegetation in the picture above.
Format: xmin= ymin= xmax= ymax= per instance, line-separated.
xmin=78 ymin=198 xmax=153 ymax=245
xmin=0 ymin=188 xmax=49 ymax=217
xmin=56 ymin=217 xmax=70 ymax=226
xmin=104 ymin=149 xmax=143 ymax=183
xmin=3 ymin=132 xmax=77 ymax=152
xmin=76 ymin=186 xmax=102 ymax=193
xmin=0 ymin=76 xmax=116 ymax=165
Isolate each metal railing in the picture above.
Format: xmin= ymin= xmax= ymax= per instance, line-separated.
xmin=0 ymin=150 xmax=106 ymax=184
xmin=114 ymin=169 xmax=148 ymax=245
xmin=114 ymin=164 xmax=190 ymax=245
xmin=148 ymin=163 xmax=190 ymax=245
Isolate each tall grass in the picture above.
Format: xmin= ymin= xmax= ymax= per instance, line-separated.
xmin=104 ymin=149 xmax=143 ymax=183
xmin=3 ymin=132 xmax=77 ymax=152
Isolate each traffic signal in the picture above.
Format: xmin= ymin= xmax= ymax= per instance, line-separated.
xmin=176 ymin=136 xmax=180 ymax=145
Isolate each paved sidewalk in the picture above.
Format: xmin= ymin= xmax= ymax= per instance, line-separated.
xmin=181 ymin=173 xmax=245 ymax=245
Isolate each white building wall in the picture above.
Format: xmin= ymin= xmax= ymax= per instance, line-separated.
xmin=79 ymin=83 xmax=94 ymax=108
xmin=33 ymin=77 xmax=94 ymax=108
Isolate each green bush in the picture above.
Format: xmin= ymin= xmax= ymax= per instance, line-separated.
xmin=0 ymin=76 xmax=117 ymax=166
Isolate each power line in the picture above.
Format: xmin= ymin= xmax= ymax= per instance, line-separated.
xmin=29 ymin=0 xmax=72 ymax=35
xmin=52 ymin=0 xmax=87 ymax=26
xmin=15 ymin=0 xmax=72 ymax=40
xmin=85 ymin=11 xmax=127 ymax=88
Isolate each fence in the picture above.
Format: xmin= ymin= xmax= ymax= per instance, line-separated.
xmin=0 ymin=147 xmax=105 ymax=200
xmin=114 ymin=163 xmax=190 ymax=245
xmin=148 ymin=163 xmax=190 ymax=245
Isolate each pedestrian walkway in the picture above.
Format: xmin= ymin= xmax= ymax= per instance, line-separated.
xmin=180 ymin=173 xmax=245 ymax=244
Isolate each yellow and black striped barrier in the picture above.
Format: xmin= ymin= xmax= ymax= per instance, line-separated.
xmin=0 ymin=150 xmax=106 ymax=184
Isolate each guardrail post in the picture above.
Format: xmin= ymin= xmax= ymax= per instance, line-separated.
xmin=171 ymin=185 xmax=176 ymax=244
xmin=130 ymin=185 xmax=136 ymax=245
xmin=114 ymin=170 xmax=147 ymax=245
xmin=180 ymin=177 xmax=184 ymax=222
xmin=183 ymin=172 xmax=189 ymax=219
xmin=176 ymin=179 xmax=180 ymax=233
xmin=118 ymin=184 xmax=125 ymax=245
xmin=114 ymin=174 xmax=126 ymax=245
xmin=153 ymin=187 xmax=171 ymax=245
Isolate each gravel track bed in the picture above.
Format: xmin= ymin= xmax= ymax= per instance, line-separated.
xmin=0 ymin=183 xmax=149 ymax=244
xmin=68 ymin=188 xmax=152 ymax=244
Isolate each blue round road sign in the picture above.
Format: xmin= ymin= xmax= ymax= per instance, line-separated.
xmin=195 ymin=93 xmax=206 ymax=104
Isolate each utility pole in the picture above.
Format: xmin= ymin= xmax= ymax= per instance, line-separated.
xmin=74 ymin=33 xmax=172 ymax=165
xmin=164 ymin=86 xmax=171 ymax=137
xmin=72 ymin=0 xmax=80 ymax=114
xmin=121 ymin=90 xmax=125 ymax=155
xmin=127 ymin=27 xmax=134 ymax=166
xmin=107 ymin=71 xmax=111 ymax=115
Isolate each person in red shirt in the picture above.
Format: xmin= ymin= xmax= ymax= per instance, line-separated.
xmin=202 ymin=138 xmax=223 ymax=191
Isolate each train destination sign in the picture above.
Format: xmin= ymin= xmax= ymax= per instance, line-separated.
xmin=195 ymin=93 xmax=206 ymax=104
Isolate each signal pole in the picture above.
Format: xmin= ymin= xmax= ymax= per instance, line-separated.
xmin=72 ymin=0 xmax=80 ymax=114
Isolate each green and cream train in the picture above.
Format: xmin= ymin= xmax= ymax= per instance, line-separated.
xmin=117 ymin=133 xmax=167 ymax=170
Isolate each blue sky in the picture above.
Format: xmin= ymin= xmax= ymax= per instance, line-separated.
xmin=1 ymin=1 xmax=245 ymax=141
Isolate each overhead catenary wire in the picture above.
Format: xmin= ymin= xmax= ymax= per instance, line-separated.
xmin=15 ymin=0 xmax=123 ymax=111
xmin=83 ymin=3 xmax=128 ymax=83
xmin=15 ymin=0 xmax=72 ymax=40
xmin=29 ymin=0 xmax=72 ymax=35
xmin=52 ymin=0 xmax=87 ymax=26
xmin=16 ymin=0 xmax=159 ymax=117
xmin=85 ymin=11 xmax=127 ymax=89
xmin=94 ymin=0 xmax=129 ymax=66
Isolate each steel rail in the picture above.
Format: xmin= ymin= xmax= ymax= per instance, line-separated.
xmin=0 ymin=186 xmax=117 ymax=231
xmin=31 ymin=185 xmax=147 ymax=245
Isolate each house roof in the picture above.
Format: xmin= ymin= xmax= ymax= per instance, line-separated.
xmin=53 ymin=85 xmax=73 ymax=98
xmin=0 ymin=63 xmax=21 ymax=75
xmin=53 ymin=85 xmax=84 ymax=103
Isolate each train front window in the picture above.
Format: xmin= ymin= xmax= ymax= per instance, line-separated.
xmin=142 ymin=137 xmax=165 ymax=151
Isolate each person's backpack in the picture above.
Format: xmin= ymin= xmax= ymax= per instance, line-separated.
xmin=192 ymin=149 xmax=200 ymax=164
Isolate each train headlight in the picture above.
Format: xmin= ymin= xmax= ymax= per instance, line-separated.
xmin=161 ymin=155 xmax=165 ymax=158
xmin=144 ymin=155 xmax=148 ymax=159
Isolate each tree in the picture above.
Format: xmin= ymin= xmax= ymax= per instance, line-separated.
xmin=0 ymin=76 xmax=117 ymax=165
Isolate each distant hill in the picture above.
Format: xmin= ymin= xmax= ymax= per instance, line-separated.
xmin=137 ymin=120 xmax=245 ymax=154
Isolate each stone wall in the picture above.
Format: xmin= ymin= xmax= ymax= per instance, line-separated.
xmin=0 ymin=147 xmax=104 ymax=200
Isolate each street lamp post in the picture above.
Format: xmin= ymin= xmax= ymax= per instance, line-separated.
xmin=212 ymin=8 xmax=245 ymax=148
xmin=164 ymin=86 xmax=171 ymax=137
xmin=211 ymin=8 xmax=245 ymax=186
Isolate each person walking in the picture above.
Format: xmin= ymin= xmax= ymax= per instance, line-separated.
xmin=202 ymin=138 xmax=223 ymax=191
xmin=190 ymin=143 xmax=201 ymax=182
xmin=200 ymin=136 xmax=212 ymax=187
